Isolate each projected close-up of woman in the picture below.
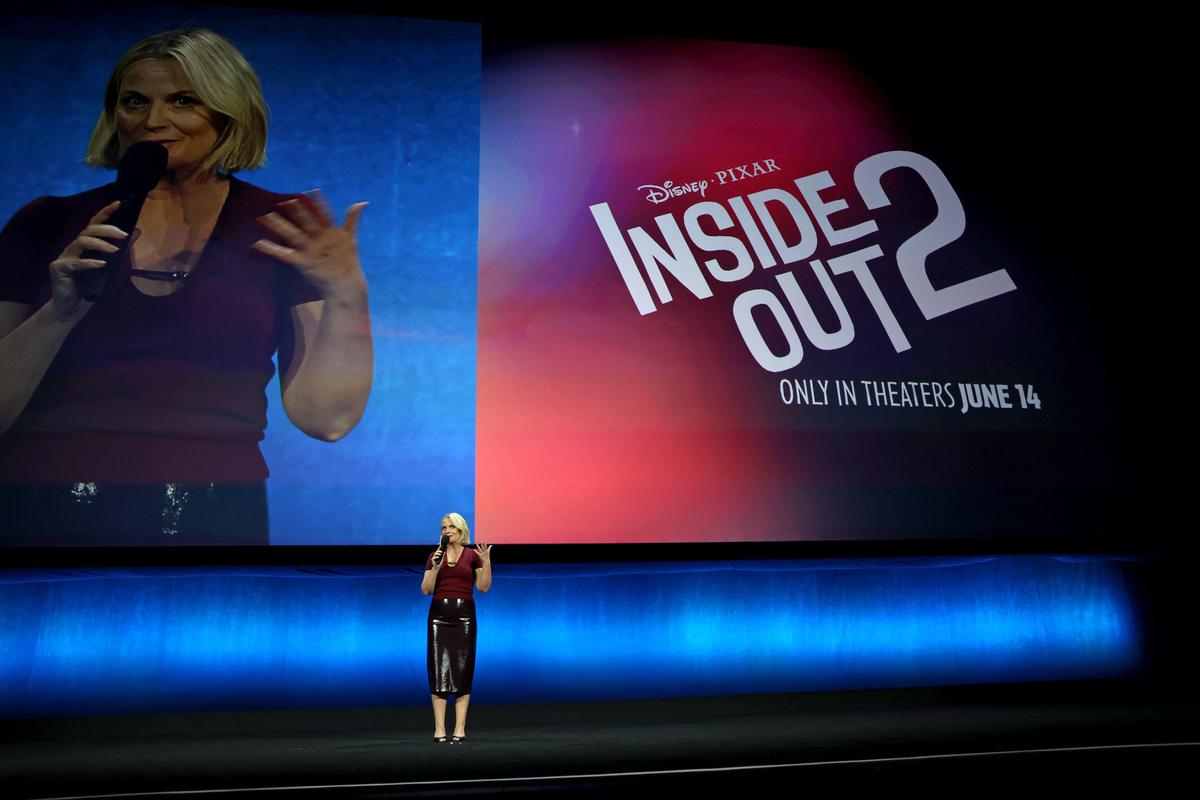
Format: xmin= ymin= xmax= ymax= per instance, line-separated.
xmin=0 ymin=28 xmax=373 ymax=545
xmin=422 ymin=512 xmax=492 ymax=742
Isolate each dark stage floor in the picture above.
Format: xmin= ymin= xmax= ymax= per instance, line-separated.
xmin=2 ymin=680 xmax=1197 ymax=798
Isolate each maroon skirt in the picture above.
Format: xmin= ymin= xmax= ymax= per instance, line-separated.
xmin=427 ymin=597 xmax=476 ymax=694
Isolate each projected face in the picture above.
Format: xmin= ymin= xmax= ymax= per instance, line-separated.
xmin=114 ymin=59 xmax=222 ymax=175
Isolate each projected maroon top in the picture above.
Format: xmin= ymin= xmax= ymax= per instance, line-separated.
xmin=0 ymin=177 xmax=319 ymax=483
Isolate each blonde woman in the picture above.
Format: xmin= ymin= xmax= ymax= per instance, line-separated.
xmin=0 ymin=28 xmax=372 ymax=545
xmin=422 ymin=512 xmax=492 ymax=742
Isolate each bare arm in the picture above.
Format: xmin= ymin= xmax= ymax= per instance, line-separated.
xmin=0 ymin=302 xmax=83 ymax=434
xmin=475 ymin=544 xmax=492 ymax=593
xmin=254 ymin=193 xmax=373 ymax=443
xmin=421 ymin=549 xmax=444 ymax=595
xmin=0 ymin=202 xmax=124 ymax=434
xmin=280 ymin=286 xmax=372 ymax=442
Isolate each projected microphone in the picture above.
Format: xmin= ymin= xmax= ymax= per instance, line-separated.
xmin=75 ymin=141 xmax=168 ymax=301
xmin=433 ymin=534 xmax=450 ymax=565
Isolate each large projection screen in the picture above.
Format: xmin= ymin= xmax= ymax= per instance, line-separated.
xmin=1 ymin=14 xmax=1133 ymax=547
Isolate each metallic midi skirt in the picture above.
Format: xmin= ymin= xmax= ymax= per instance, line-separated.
xmin=427 ymin=597 xmax=476 ymax=695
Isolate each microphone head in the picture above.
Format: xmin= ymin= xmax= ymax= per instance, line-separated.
xmin=116 ymin=142 xmax=168 ymax=196
xmin=439 ymin=534 xmax=450 ymax=548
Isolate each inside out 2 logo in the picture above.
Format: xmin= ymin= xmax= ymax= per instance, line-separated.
xmin=591 ymin=152 xmax=1016 ymax=373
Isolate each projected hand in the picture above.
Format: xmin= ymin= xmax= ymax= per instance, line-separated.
xmin=48 ymin=201 xmax=125 ymax=318
xmin=253 ymin=190 xmax=368 ymax=298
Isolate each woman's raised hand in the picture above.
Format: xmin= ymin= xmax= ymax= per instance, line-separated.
xmin=47 ymin=201 xmax=126 ymax=319
xmin=252 ymin=190 xmax=368 ymax=300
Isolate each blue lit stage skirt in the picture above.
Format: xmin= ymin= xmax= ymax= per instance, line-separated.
xmin=428 ymin=597 xmax=477 ymax=695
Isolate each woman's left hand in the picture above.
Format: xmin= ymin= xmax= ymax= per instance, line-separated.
xmin=253 ymin=190 xmax=368 ymax=299
xmin=476 ymin=543 xmax=492 ymax=563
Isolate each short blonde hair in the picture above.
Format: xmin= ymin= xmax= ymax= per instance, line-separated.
xmin=442 ymin=513 xmax=471 ymax=544
xmin=85 ymin=28 xmax=269 ymax=172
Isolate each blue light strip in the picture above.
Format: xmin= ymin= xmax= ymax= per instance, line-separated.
xmin=0 ymin=556 xmax=1142 ymax=718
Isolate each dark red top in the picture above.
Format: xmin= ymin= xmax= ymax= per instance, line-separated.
xmin=0 ymin=177 xmax=320 ymax=483
xmin=425 ymin=547 xmax=483 ymax=600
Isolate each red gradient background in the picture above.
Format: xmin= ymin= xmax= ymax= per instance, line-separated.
xmin=478 ymin=38 xmax=1118 ymax=543
xmin=480 ymin=40 xmax=911 ymax=542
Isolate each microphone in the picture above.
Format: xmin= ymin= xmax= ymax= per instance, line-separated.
xmin=433 ymin=534 xmax=450 ymax=565
xmin=75 ymin=141 xmax=168 ymax=301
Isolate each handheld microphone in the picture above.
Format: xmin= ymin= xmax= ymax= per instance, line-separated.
xmin=75 ymin=141 xmax=168 ymax=301
xmin=433 ymin=534 xmax=450 ymax=565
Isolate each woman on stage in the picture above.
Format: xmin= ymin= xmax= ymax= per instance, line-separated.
xmin=0 ymin=28 xmax=373 ymax=545
xmin=422 ymin=512 xmax=492 ymax=743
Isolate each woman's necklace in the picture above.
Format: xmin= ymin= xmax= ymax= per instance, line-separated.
xmin=130 ymin=178 xmax=229 ymax=290
xmin=130 ymin=268 xmax=192 ymax=281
